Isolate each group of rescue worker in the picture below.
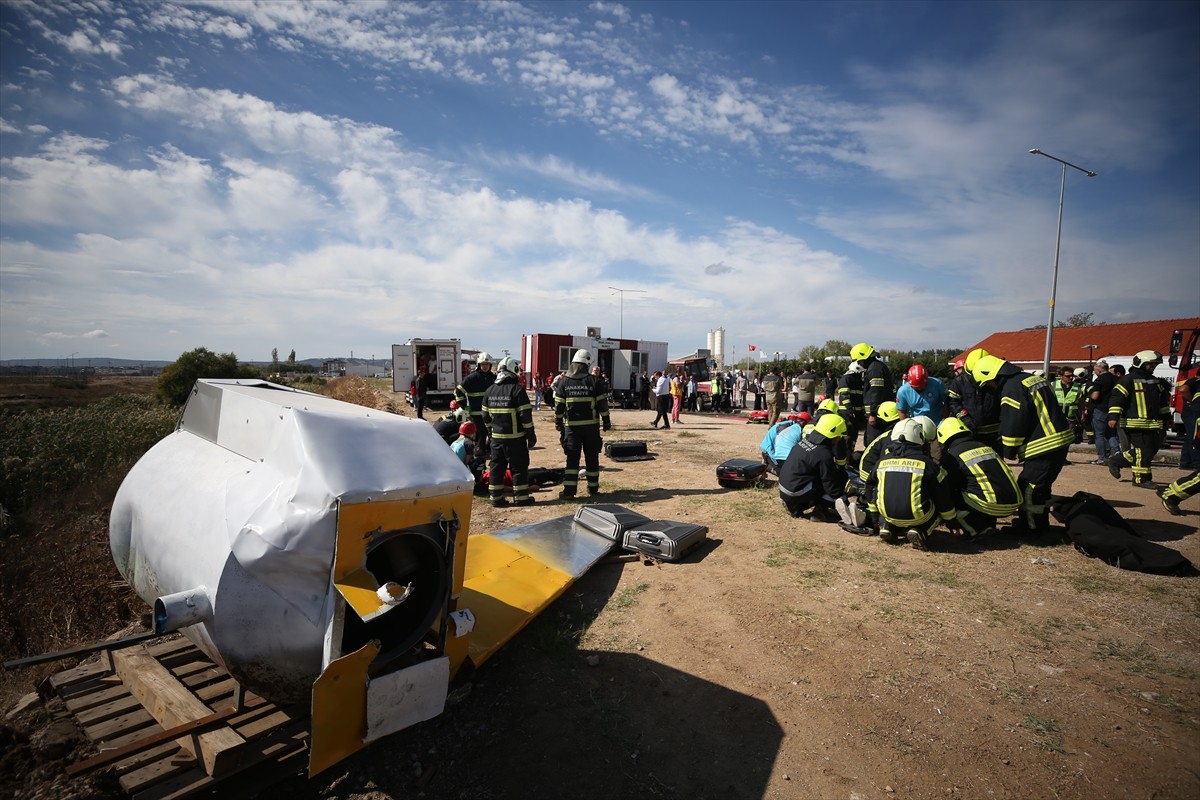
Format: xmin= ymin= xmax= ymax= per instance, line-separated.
xmin=439 ymin=349 xmax=610 ymax=508
xmin=430 ymin=343 xmax=1197 ymax=528
xmin=762 ymin=343 xmax=1196 ymax=550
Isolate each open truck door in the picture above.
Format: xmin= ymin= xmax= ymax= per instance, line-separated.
xmin=392 ymin=343 xmax=414 ymax=396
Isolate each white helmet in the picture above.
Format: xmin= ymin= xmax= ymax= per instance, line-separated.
xmin=847 ymin=361 xmax=865 ymax=374
xmin=891 ymin=417 xmax=926 ymax=445
xmin=915 ymin=415 xmax=937 ymax=443
xmin=498 ymin=356 xmax=520 ymax=374
xmin=476 ymin=351 xmax=493 ymax=366
xmin=1072 ymin=367 xmax=1087 ymax=378
xmin=572 ymin=349 xmax=593 ymax=366
xmin=1131 ymin=350 xmax=1162 ymax=370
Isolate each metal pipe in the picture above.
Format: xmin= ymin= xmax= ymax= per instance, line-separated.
xmin=153 ymin=586 xmax=213 ymax=635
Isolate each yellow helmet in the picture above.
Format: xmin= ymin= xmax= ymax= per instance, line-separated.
xmin=964 ymin=347 xmax=989 ymax=372
xmin=817 ymin=398 xmax=839 ymax=414
xmin=877 ymin=400 xmax=900 ymax=423
xmin=850 ymin=342 xmax=875 ymax=362
xmin=814 ymin=412 xmax=847 ymax=439
xmin=936 ymin=417 xmax=971 ymax=444
xmin=971 ymin=354 xmax=1006 ymax=385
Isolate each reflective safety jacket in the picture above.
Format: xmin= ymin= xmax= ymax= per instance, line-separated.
xmin=940 ymin=436 xmax=1020 ymax=517
xmin=1108 ymin=367 xmax=1171 ymax=430
xmin=482 ymin=374 xmax=535 ymax=440
xmin=1053 ymin=380 xmax=1084 ymax=419
xmin=778 ymin=431 xmax=845 ymax=501
xmin=554 ymin=372 xmax=611 ymax=429
xmin=995 ymin=362 xmax=1073 ymax=460
xmin=862 ymin=357 xmax=894 ymax=416
xmin=947 ymin=372 xmax=1000 ymax=437
xmin=857 ymin=424 xmax=896 ymax=512
xmin=837 ymin=371 xmax=864 ymax=416
xmin=455 ymin=367 xmax=495 ymax=417
xmin=811 ymin=408 xmax=849 ymax=467
xmin=867 ymin=441 xmax=956 ymax=528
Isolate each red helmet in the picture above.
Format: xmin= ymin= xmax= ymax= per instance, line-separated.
xmin=458 ymin=421 xmax=476 ymax=437
xmin=798 ymin=411 xmax=813 ymax=423
xmin=906 ymin=364 xmax=928 ymax=390
xmin=953 ymin=359 xmax=965 ymax=371
xmin=449 ymin=400 xmax=459 ymax=409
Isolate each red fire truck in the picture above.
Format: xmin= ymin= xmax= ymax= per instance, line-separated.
xmin=1168 ymin=325 xmax=1200 ymax=434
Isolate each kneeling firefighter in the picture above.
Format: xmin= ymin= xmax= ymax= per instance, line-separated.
xmin=482 ymin=356 xmax=537 ymax=507
xmin=555 ymin=349 xmax=611 ymax=498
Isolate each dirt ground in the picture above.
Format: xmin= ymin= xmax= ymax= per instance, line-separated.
xmin=4 ymin=387 xmax=1199 ymax=800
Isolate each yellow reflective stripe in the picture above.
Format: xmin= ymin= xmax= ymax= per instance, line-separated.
xmin=1022 ymin=428 xmax=1073 ymax=457
xmin=1001 ymin=396 xmax=1021 ymax=410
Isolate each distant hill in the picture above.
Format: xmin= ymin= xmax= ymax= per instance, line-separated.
xmin=0 ymin=357 xmax=389 ymax=369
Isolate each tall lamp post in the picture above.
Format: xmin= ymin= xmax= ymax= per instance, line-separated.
xmin=1028 ymin=148 xmax=1097 ymax=376
xmin=608 ymin=286 xmax=646 ymax=340
xmin=1082 ymin=343 xmax=1098 ymax=373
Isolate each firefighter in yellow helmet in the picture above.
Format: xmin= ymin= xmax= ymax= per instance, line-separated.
xmin=857 ymin=400 xmax=901 ymax=534
xmin=972 ymin=354 xmax=1072 ymax=535
xmin=778 ymin=413 xmax=850 ymax=523
xmin=937 ymin=417 xmax=1020 ymax=539
xmin=1106 ymin=350 xmax=1171 ymax=488
xmin=554 ymin=349 xmax=612 ymax=498
xmin=851 ymin=343 xmax=895 ymax=448
xmin=947 ymin=348 xmax=1000 ymax=450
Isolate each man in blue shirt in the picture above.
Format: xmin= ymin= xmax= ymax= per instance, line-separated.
xmin=896 ymin=364 xmax=947 ymax=423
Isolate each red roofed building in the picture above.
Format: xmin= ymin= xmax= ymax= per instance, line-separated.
xmin=953 ymin=317 xmax=1200 ymax=372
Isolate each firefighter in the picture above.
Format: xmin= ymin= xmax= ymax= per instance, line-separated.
xmin=812 ymin=398 xmax=850 ymax=468
xmin=777 ymin=412 xmax=850 ymax=523
xmin=972 ymin=354 xmax=1073 ymax=535
xmin=455 ymin=352 xmax=496 ymax=451
xmin=947 ymin=351 xmax=1001 ymax=451
xmin=857 ymin=400 xmax=901 ymax=534
xmin=868 ymin=418 xmax=958 ymax=550
xmin=1160 ymin=470 xmax=1199 ymax=516
xmin=482 ymin=357 xmax=537 ymax=507
xmin=836 ymin=361 xmax=865 ymax=448
xmin=851 ymin=342 xmax=894 ymax=448
xmin=936 ymin=417 xmax=1020 ymax=539
xmin=1107 ymin=350 xmax=1171 ymax=489
xmin=555 ymin=349 xmax=611 ymax=498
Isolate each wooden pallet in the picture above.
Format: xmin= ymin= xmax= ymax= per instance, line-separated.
xmin=50 ymin=635 xmax=311 ymax=799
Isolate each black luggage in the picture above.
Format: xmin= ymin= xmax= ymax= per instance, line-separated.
xmin=716 ymin=458 xmax=768 ymax=488
xmin=1051 ymin=491 xmax=1198 ymax=577
xmin=604 ymin=440 xmax=653 ymax=461
xmin=573 ymin=504 xmax=653 ymax=543
xmin=621 ymin=521 xmax=709 ymax=562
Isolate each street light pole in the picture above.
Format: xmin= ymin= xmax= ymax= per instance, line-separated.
xmin=1082 ymin=344 xmax=1098 ymax=372
xmin=1029 ymin=148 xmax=1097 ymax=376
xmin=608 ymin=286 xmax=646 ymax=340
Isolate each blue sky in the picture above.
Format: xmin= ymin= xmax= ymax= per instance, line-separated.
xmin=1 ymin=0 xmax=1197 ymax=364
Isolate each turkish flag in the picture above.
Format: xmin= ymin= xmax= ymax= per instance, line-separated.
xmin=748 ymin=344 xmax=757 ymax=351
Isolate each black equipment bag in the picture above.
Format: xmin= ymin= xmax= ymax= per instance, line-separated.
xmin=573 ymin=504 xmax=653 ymax=543
xmin=621 ymin=521 xmax=709 ymax=562
xmin=527 ymin=467 xmax=564 ymax=486
xmin=1050 ymin=491 xmax=1197 ymax=577
xmin=716 ymin=458 xmax=768 ymax=488
xmin=604 ymin=440 xmax=653 ymax=462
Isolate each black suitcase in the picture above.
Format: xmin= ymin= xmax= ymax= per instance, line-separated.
xmin=716 ymin=458 xmax=768 ymax=488
xmin=528 ymin=467 xmax=565 ymax=486
xmin=573 ymin=504 xmax=653 ymax=543
xmin=604 ymin=440 xmax=653 ymax=461
xmin=622 ymin=521 xmax=709 ymax=562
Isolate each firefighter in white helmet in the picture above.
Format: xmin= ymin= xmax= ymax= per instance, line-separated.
xmin=482 ymin=357 xmax=537 ymax=507
xmin=554 ymin=349 xmax=611 ymax=499
xmin=455 ymin=351 xmax=496 ymax=451
xmin=1107 ymin=350 xmax=1171 ymax=489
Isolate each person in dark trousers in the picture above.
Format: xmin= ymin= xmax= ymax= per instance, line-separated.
xmin=556 ymin=349 xmax=612 ymax=498
xmin=777 ymin=413 xmax=848 ymax=522
xmin=851 ymin=342 xmax=895 ymax=448
xmin=972 ymin=354 xmax=1072 ymax=535
xmin=456 ymin=352 xmax=496 ymax=451
xmin=869 ymin=418 xmax=959 ymax=550
xmin=651 ymin=370 xmax=671 ymax=429
xmin=857 ymin=400 xmax=901 ymax=533
xmin=1107 ymin=350 xmax=1171 ymax=489
xmin=936 ymin=417 xmax=1020 ymax=539
xmin=410 ymin=368 xmax=429 ymax=419
xmin=482 ymin=357 xmax=537 ymax=507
